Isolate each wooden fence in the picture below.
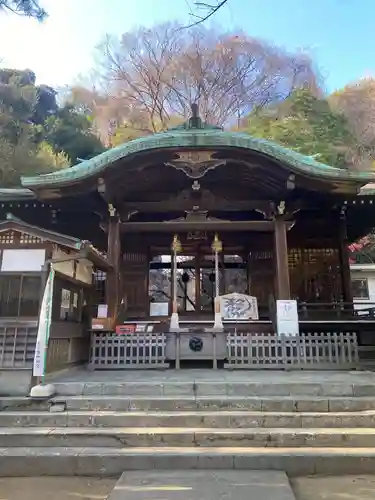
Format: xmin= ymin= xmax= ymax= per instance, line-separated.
xmin=225 ymin=332 xmax=359 ymax=369
xmin=90 ymin=332 xmax=169 ymax=369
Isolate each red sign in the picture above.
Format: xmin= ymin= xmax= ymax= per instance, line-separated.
xmin=115 ymin=324 xmax=136 ymax=334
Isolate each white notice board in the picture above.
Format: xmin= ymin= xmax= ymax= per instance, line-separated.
xmin=1 ymin=249 xmax=45 ymax=272
xmin=150 ymin=302 xmax=169 ymax=317
xmin=276 ymin=300 xmax=299 ymax=337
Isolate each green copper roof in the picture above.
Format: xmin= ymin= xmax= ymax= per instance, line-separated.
xmin=20 ymin=123 xmax=375 ymax=189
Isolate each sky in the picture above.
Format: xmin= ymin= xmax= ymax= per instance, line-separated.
xmin=0 ymin=0 xmax=374 ymax=92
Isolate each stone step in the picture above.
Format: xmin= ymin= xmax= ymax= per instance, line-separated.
xmin=2 ymin=426 xmax=375 ymax=448
xmin=0 ymin=397 xmax=51 ymax=411
xmin=1 ymin=446 xmax=375 ymax=476
xmin=50 ymin=395 xmax=375 ymax=412
xmin=2 ymin=410 xmax=375 ymax=427
xmin=52 ymin=381 xmax=375 ymax=397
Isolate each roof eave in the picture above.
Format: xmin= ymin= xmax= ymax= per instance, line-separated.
xmin=20 ymin=131 xmax=375 ymax=190
xmin=0 ymin=188 xmax=36 ymax=201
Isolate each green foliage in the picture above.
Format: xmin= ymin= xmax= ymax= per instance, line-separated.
xmin=243 ymin=89 xmax=357 ymax=168
xmin=111 ymin=116 xmax=185 ymax=146
xmin=35 ymin=142 xmax=70 ymax=171
xmin=44 ymin=105 xmax=106 ymax=163
xmin=0 ymin=68 xmax=105 ymax=186
xmin=0 ymin=0 xmax=47 ymax=20
xmin=0 ymin=69 xmax=57 ymax=143
xmin=111 ymin=125 xmax=147 ymax=145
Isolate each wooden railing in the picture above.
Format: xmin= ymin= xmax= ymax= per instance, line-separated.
xmin=225 ymin=332 xmax=359 ymax=370
xmin=0 ymin=320 xmax=38 ymax=368
xmin=298 ymin=302 xmax=375 ymax=321
xmin=232 ymin=300 xmax=375 ymax=323
xmin=90 ymin=332 xmax=169 ymax=369
xmin=0 ymin=319 xmax=89 ymax=372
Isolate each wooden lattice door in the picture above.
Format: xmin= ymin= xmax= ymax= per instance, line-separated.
xmin=122 ymin=252 xmax=149 ymax=318
xmin=288 ymin=248 xmax=342 ymax=302
xmin=248 ymin=251 xmax=275 ymax=312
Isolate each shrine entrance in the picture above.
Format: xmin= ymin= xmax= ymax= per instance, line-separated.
xmin=6 ymin=105 xmax=370 ymax=372
xmin=148 ymin=248 xmax=248 ymax=319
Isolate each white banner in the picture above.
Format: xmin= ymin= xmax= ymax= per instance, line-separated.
xmin=33 ymin=268 xmax=55 ymax=377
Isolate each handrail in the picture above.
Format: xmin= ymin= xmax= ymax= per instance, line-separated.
xmin=298 ymin=301 xmax=375 ymax=320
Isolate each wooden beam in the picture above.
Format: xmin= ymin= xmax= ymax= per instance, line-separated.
xmin=120 ymin=199 xmax=274 ymax=214
xmin=120 ymin=220 xmax=295 ymax=233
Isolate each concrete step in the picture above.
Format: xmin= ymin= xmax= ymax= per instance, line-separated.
xmin=52 ymin=381 xmax=375 ymax=397
xmin=2 ymin=410 xmax=375 ymax=427
xmin=2 ymin=426 xmax=375 ymax=448
xmin=50 ymin=395 xmax=375 ymax=412
xmin=1 ymin=446 xmax=375 ymax=476
xmin=0 ymin=397 xmax=48 ymax=411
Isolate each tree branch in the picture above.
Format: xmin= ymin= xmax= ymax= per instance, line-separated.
xmin=0 ymin=0 xmax=47 ymax=20
xmin=183 ymin=0 xmax=229 ymax=28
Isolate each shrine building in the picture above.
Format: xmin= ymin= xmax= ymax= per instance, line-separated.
xmin=1 ymin=109 xmax=375 ymax=390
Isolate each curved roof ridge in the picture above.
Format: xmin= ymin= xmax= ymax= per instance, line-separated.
xmin=20 ymin=128 xmax=375 ymax=188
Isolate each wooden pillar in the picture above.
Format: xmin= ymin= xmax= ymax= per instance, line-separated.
xmin=169 ymin=249 xmax=175 ymax=316
xmin=244 ymin=250 xmax=251 ymax=295
xmin=219 ymin=253 xmax=225 ymax=295
xmin=274 ymin=215 xmax=291 ymax=300
xmin=195 ymin=251 xmax=201 ymax=313
xmin=338 ymin=208 xmax=353 ymax=303
xmin=106 ymin=212 xmax=121 ymax=319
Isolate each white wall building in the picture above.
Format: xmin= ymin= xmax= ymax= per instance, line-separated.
xmin=350 ymin=263 xmax=375 ymax=311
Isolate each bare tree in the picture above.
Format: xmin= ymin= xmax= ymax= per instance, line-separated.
xmin=63 ymin=84 xmax=122 ymax=146
xmin=92 ymin=22 xmax=320 ymax=136
xmin=330 ymin=78 xmax=375 ymax=147
xmin=330 ymin=78 xmax=375 ymax=168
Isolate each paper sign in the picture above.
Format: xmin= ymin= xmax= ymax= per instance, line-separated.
xmin=97 ymin=304 xmax=108 ymax=318
xmin=150 ymin=302 xmax=169 ymax=316
xmin=276 ymin=299 xmax=299 ymax=337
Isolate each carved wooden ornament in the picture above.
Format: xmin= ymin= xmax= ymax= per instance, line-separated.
xmin=165 ymin=151 xmax=226 ymax=179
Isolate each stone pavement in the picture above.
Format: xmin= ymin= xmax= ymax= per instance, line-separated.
xmin=107 ymin=470 xmax=296 ymax=500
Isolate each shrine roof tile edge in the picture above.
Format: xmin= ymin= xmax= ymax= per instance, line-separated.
xmin=360 ymin=183 xmax=375 ymax=196
xmin=0 ymin=216 xmax=109 ymax=267
xmin=0 ymin=217 xmax=84 ymax=248
xmin=18 ymin=129 xmax=375 ymax=189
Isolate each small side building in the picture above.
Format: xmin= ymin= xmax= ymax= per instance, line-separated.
xmin=0 ymin=214 xmax=110 ymax=395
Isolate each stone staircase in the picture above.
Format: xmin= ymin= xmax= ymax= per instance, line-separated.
xmin=2 ymin=374 xmax=375 ymax=476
